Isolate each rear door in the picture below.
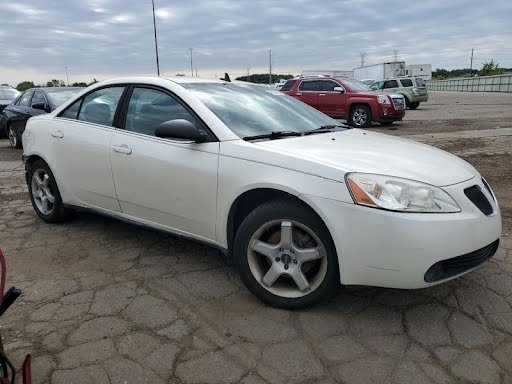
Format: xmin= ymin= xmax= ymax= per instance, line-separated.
xmin=8 ymin=90 xmax=33 ymax=134
xmin=295 ymin=80 xmax=320 ymax=109
xmin=50 ymin=86 xmax=125 ymax=211
xmin=316 ymin=80 xmax=346 ymax=117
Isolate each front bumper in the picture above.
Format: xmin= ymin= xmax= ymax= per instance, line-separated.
xmin=373 ymin=104 xmax=405 ymax=123
xmin=304 ymin=176 xmax=501 ymax=289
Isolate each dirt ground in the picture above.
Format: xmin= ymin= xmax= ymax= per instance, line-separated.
xmin=0 ymin=91 xmax=511 ymax=384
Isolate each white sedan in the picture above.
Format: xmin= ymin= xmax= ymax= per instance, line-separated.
xmin=22 ymin=77 xmax=501 ymax=308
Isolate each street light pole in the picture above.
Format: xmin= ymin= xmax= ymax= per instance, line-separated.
xmin=151 ymin=0 xmax=160 ymax=76
xmin=65 ymin=66 xmax=69 ymax=86
xmin=189 ymin=48 xmax=194 ymax=77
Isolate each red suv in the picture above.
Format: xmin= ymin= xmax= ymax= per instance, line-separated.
xmin=280 ymin=76 xmax=406 ymax=127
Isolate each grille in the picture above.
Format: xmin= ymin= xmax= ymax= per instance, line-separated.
xmin=424 ymin=239 xmax=499 ymax=283
xmin=464 ymin=185 xmax=493 ymax=215
xmin=391 ymin=97 xmax=405 ymax=110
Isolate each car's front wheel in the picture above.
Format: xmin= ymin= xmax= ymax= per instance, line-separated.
xmin=27 ymin=160 xmax=71 ymax=222
xmin=350 ymin=105 xmax=372 ymax=128
xmin=7 ymin=126 xmax=22 ymax=149
xmin=234 ymin=200 xmax=339 ymax=309
xmin=409 ymin=102 xmax=420 ymax=110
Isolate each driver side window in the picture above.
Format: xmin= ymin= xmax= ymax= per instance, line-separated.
xmin=125 ymin=87 xmax=197 ymax=137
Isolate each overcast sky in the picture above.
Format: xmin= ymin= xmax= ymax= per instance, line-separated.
xmin=0 ymin=0 xmax=511 ymax=85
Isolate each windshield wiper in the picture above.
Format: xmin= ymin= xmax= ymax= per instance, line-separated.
xmin=303 ymin=125 xmax=350 ymax=135
xmin=243 ymin=131 xmax=304 ymax=141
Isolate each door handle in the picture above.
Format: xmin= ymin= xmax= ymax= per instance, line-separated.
xmin=50 ymin=130 xmax=64 ymax=138
xmin=296 ymin=93 xmax=303 ymax=96
xmin=319 ymin=94 xmax=326 ymax=96
xmin=112 ymin=145 xmax=132 ymax=155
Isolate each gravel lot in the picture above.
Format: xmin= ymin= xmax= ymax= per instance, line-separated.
xmin=0 ymin=91 xmax=511 ymax=384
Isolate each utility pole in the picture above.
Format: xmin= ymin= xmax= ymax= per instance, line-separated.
xmin=65 ymin=66 xmax=69 ymax=86
xmin=269 ymin=49 xmax=272 ymax=85
xmin=151 ymin=0 xmax=160 ymax=76
xmin=360 ymin=52 xmax=366 ymax=67
xmin=393 ymin=50 xmax=399 ymax=62
xmin=195 ymin=68 xmax=198 ymax=77
xmin=470 ymin=48 xmax=474 ymax=76
xmin=189 ymin=48 xmax=194 ymax=77
xmin=247 ymin=67 xmax=251 ymax=82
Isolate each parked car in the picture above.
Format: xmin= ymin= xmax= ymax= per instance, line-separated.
xmin=280 ymin=76 xmax=406 ymax=127
xmin=22 ymin=77 xmax=501 ymax=308
xmin=2 ymin=87 xmax=82 ymax=148
xmin=0 ymin=86 xmax=20 ymax=138
xmin=370 ymin=77 xmax=428 ymax=109
xmin=360 ymin=79 xmax=376 ymax=86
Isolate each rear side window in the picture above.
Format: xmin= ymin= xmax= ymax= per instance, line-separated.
xmin=400 ymin=79 xmax=413 ymax=87
xmin=60 ymin=99 xmax=82 ymax=119
xmin=415 ymin=78 xmax=426 ymax=87
xmin=78 ymin=87 xmax=124 ymax=127
xmin=299 ymin=81 xmax=320 ymax=91
xmin=280 ymin=80 xmax=296 ymax=92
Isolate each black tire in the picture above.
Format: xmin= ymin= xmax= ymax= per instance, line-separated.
xmin=350 ymin=105 xmax=372 ymax=128
xmin=409 ymin=102 xmax=420 ymax=110
xmin=7 ymin=125 xmax=22 ymax=149
xmin=234 ymin=200 xmax=339 ymax=309
xmin=27 ymin=160 xmax=72 ymax=222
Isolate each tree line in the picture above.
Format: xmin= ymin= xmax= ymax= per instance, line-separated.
xmin=14 ymin=79 xmax=98 ymax=92
xmin=235 ymin=74 xmax=294 ymax=84
xmin=433 ymin=60 xmax=511 ymax=80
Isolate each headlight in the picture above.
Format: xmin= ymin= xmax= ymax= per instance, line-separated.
xmin=411 ymin=87 xmax=419 ymax=95
xmin=346 ymin=173 xmax=461 ymax=213
xmin=377 ymin=95 xmax=391 ymax=104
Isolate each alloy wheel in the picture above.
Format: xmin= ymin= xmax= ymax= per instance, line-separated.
xmin=352 ymin=108 xmax=367 ymax=126
xmin=31 ymin=169 xmax=56 ymax=215
xmin=247 ymin=220 xmax=328 ymax=298
xmin=8 ymin=127 xmax=17 ymax=148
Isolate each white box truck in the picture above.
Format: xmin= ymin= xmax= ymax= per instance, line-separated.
xmin=353 ymin=62 xmax=406 ymax=81
xmin=405 ymin=64 xmax=432 ymax=80
xmin=302 ymin=70 xmax=354 ymax=78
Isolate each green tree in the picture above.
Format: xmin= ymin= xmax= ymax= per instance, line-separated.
xmin=480 ymin=60 xmax=504 ymax=76
xmin=71 ymin=82 xmax=88 ymax=87
xmin=16 ymin=81 xmax=35 ymax=91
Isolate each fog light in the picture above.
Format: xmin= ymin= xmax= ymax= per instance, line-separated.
xmin=383 ymin=108 xmax=388 ymax=115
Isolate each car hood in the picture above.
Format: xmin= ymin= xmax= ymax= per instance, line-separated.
xmin=250 ymin=129 xmax=477 ymax=187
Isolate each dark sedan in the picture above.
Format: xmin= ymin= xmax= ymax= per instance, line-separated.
xmin=2 ymin=87 xmax=82 ymax=148
xmin=0 ymin=86 xmax=21 ymax=138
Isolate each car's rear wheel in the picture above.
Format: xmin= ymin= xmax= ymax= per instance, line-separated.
xmin=27 ymin=160 xmax=71 ymax=222
xmin=350 ymin=105 xmax=372 ymax=128
xmin=234 ymin=200 xmax=339 ymax=309
xmin=7 ymin=126 xmax=22 ymax=149
xmin=409 ymin=102 xmax=420 ymax=110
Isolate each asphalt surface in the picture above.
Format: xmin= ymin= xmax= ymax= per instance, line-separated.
xmin=0 ymin=91 xmax=511 ymax=384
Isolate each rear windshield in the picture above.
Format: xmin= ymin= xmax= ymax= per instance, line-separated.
xmin=280 ymin=80 xmax=296 ymax=92
xmin=415 ymin=78 xmax=426 ymax=87
xmin=400 ymin=79 xmax=413 ymax=87
xmin=0 ymin=88 xmax=20 ymax=100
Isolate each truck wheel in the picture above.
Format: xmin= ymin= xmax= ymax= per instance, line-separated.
xmin=409 ymin=102 xmax=420 ymax=110
xmin=234 ymin=200 xmax=339 ymax=309
xmin=350 ymin=105 xmax=372 ymax=128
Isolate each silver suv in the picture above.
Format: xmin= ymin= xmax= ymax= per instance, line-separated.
xmin=370 ymin=77 xmax=428 ymax=109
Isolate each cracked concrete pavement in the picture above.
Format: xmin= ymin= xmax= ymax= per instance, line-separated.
xmin=0 ymin=91 xmax=512 ymax=383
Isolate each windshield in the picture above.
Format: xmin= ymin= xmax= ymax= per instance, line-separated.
xmin=45 ymin=88 xmax=82 ymax=108
xmin=415 ymin=78 xmax=427 ymax=87
xmin=340 ymin=79 xmax=370 ymax=91
xmin=0 ymin=88 xmax=20 ymax=100
xmin=183 ymin=83 xmax=341 ymax=138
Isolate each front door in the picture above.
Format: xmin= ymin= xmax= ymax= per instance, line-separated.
xmin=316 ymin=80 xmax=347 ymax=117
xmin=295 ymin=80 xmax=320 ymax=109
xmin=110 ymin=86 xmax=219 ymax=241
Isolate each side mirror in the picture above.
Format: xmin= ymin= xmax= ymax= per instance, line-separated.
xmin=155 ymin=119 xmax=208 ymax=143
xmin=32 ymin=102 xmax=51 ymax=113
xmin=333 ymin=87 xmax=344 ymax=93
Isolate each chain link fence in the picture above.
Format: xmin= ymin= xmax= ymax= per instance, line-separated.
xmin=427 ymin=74 xmax=512 ymax=92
